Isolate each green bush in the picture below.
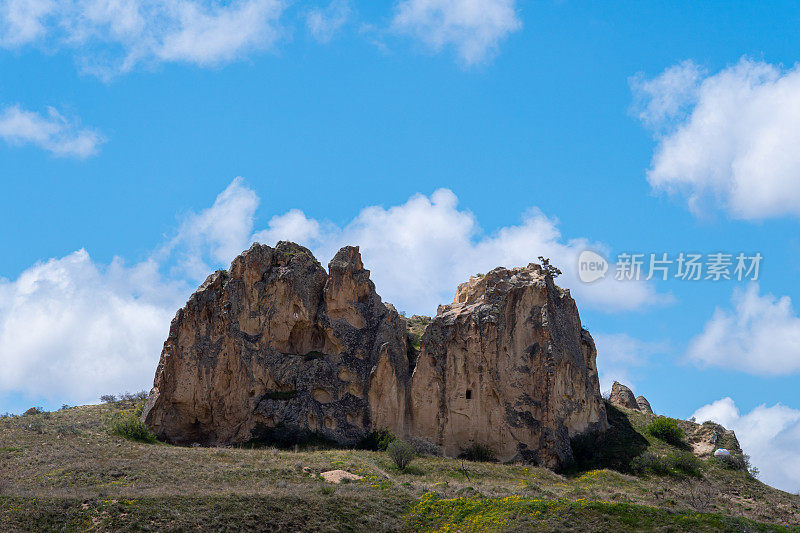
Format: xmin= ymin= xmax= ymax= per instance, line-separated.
xmin=630 ymin=452 xmax=671 ymax=476
xmin=386 ymin=440 xmax=415 ymax=470
xmin=460 ymin=443 xmax=496 ymax=462
xmin=647 ymin=417 xmax=685 ymax=446
xmin=666 ymin=451 xmax=701 ymax=477
xmin=110 ymin=414 xmax=157 ymax=443
xmin=630 ymin=451 xmax=701 ymax=477
xmin=713 ymin=452 xmax=750 ymax=471
xmin=358 ymin=428 xmax=396 ymax=451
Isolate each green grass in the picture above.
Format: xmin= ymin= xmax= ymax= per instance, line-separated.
xmin=0 ymin=400 xmax=798 ymax=531
xmin=405 ymin=494 xmax=798 ymax=532
xmin=264 ymin=390 xmax=298 ymax=401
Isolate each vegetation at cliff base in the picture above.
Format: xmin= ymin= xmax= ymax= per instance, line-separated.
xmin=0 ymin=399 xmax=798 ymax=532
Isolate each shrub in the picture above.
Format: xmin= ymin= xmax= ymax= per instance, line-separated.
xmin=23 ymin=407 xmax=44 ymax=416
xmin=666 ymin=451 xmax=701 ymax=477
xmin=100 ymin=394 xmax=117 ymax=404
xmin=387 ymin=440 xmax=415 ymax=470
xmin=460 ymin=443 xmax=496 ymax=462
xmin=647 ymin=417 xmax=685 ymax=446
xmin=409 ymin=437 xmax=442 ymax=457
xmin=630 ymin=451 xmax=701 ymax=477
xmin=120 ymin=391 xmax=149 ymax=404
xmin=264 ymin=390 xmax=297 ymax=401
xmin=630 ymin=452 xmax=671 ymax=476
xmin=358 ymin=428 xmax=396 ymax=451
xmin=714 ymin=452 xmax=758 ymax=476
xmin=110 ymin=414 xmax=157 ymax=443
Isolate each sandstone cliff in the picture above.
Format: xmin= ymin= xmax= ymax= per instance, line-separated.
xmin=408 ymin=265 xmax=608 ymax=467
xmin=144 ymin=244 xmax=608 ymax=469
xmin=142 ymin=242 xmax=410 ymax=446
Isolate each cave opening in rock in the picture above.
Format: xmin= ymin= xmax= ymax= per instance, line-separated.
xmin=466 ymin=389 xmax=472 ymax=400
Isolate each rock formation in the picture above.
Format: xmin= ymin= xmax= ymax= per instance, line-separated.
xmin=144 ymin=243 xmax=608 ymax=469
xmin=689 ymin=422 xmax=741 ymax=457
xmin=609 ymin=381 xmax=639 ymax=410
xmin=636 ymin=395 xmax=653 ymax=414
xmin=609 ymin=382 xmax=654 ymax=414
xmin=409 ymin=265 xmax=608 ymax=467
xmin=142 ymin=242 xmax=411 ymax=446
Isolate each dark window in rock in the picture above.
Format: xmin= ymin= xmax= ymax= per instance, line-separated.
xmin=466 ymin=389 xmax=472 ymax=400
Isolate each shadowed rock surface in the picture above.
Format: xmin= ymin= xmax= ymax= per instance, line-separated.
xmin=143 ymin=242 xmax=410 ymax=446
xmin=409 ymin=265 xmax=608 ymax=468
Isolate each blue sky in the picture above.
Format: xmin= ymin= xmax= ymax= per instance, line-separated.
xmin=1 ymin=0 xmax=799 ymax=491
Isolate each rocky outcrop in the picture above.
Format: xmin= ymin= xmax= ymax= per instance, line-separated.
xmin=142 ymin=242 xmax=411 ymax=446
xmin=144 ymin=244 xmax=609 ymax=470
xmin=689 ymin=422 xmax=741 ymax=457
xmin=609 ymin=382 xmax=654 ymax=414
xmin=609 ymin=382 xmax=639 ymax=410
xmin=636 ymin=395 xmax=653 ymax=414
xmin=408 ymin=265 xmax=608 ymax=468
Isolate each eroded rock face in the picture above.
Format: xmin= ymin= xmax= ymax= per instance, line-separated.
xmin=609 ymin=382 xmax=639 ymax=410
xmin=689 ymin=422 xmax=741 ymax=457
xmin=408 ymin=265 xmax=608 ymax=468
xmin=144 ymin=245 xmax=610 ymax=470
xmin=636 ymin=395 xmax=653 ymax=414
xmin=142 ymin=242 xmax=410 ymax=446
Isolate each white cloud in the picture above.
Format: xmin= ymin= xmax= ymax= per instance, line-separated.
xmin=0 ymin=180 xmax=664 ymax=410
xmin=306 ymin=0 xmax=351 ymax=43
xmin=392 ymin=0 xmax=521 ymax=65
xmin=0 ymin=0 xmax=56 ymax=47
xmin=634 ymin=58 xmax=800 ymax=219
xmin=162 ymin=176 xmax=260 ymax=281
xmin=693 ymin=397 xmax=800 ymax=493
xmin=593 ymin=333 xmax=668 ymax=395
xmin=687 ymin=284 xmax=800 ymax=376
xmin=0 ymin=0 xmax=287 ymax=77
xmin=253 ymin=188 xmax=666 ymax=315
xmin=0 ymin=105 xmax=105 ymax=158
xmin=0 ymin=178 xmax=258 ymax=406
xmin=0 ymin=251 xmax=185 ymax=405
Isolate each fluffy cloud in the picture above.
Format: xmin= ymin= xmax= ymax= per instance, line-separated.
xmin=0 ymin=105 xmax=105 ymax=158
xmin=687 ymin=284 xmax=800 ymax=375
xmin=0 ymin=179 xmax=258 ymax=407
xmin=593 ymin=333 xmax=668 ymax=394
xmin=392 ymin=0 xmax=521 ymax=65
xmin=693 ymin=397 xmax=800 ymax=493
xmin=0 ymin=180 xmax=664 ymax=409
xmin=0 ymin=251 xmax=184 ymax=405
xmin=0 ymin=0 xmax=286 ymax=77
xmin=306 ymin=0 xmax=350 ymax=43
xmin=254 ymin=188 xmax=665 ymax=315
xmin=633 ymin=58 xmax=800 ymax=219
xmin=161 ymin=177 xmax=259 ymax=280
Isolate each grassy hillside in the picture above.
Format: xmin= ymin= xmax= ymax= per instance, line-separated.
xmin=1 ymin=401 xmax=798 ymax=532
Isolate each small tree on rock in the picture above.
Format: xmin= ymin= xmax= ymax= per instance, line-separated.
xmin=538 ymin=256 xmax=562 ymax=279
